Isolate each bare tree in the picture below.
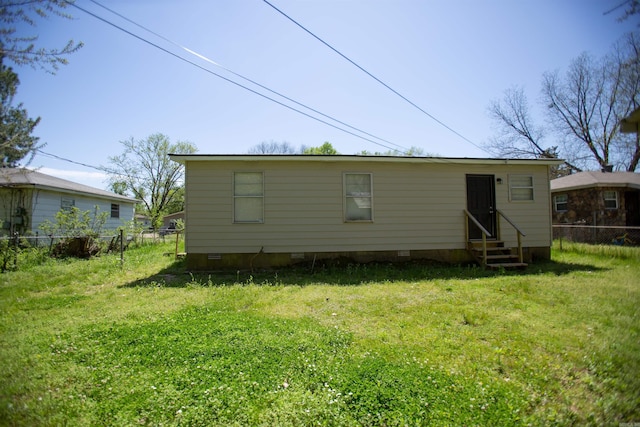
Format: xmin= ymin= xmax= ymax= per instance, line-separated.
xmin=484 ymin=86 xmax=579 ymax=176
xmin=0 ymin=0 xmax=83 ymax=73
xmin=485 ymin=87 xmax=549 ymax=158
xmin=247 ymin=140 xmax=299 ymax=154
xmin=542 ymin=33 xmax=640 ymax=172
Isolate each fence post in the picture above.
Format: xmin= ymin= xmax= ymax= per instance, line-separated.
xmin=120 ymin=229 xmax=124 ymax=269
xmin=12 ymin=232 xmax=19 ymax=270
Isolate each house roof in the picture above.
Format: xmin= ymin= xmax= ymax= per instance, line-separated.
xmin=169 ymin=154 xmax=564 ymax=166
xmin=0 ymin=168 xmax=138 ymax=203
xmin=620 ymin=107 xmax=640 ymax=133
xmin=550 ymin=171 xmax=640 ymax=192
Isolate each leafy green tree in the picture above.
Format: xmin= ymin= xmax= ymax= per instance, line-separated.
xmin=0 ymin=55 xmax=41 ymax=167
xmin=0 ymin=0 xmax=83 ymax=73
xmin=302 ymin=142 xmax=339 ymax=154
xmin=104 ymin=133 xmax=197 ymax=230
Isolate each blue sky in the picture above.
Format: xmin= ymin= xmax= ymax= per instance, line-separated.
xmin=12 ymin=0 xmax=636 ymax=189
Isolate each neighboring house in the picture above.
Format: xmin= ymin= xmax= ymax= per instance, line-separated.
xmin=135 ymin=213 xmax=152 ymax=230
xmin=0 ymin=168 xmax=138 ymax=235
xmin=162 ymin=211 xmax=184 ymax=229
xmin=550 ymin=171 xmax=640 ymax=226
xmin=169 ymin=154 xmax=561 ymax=269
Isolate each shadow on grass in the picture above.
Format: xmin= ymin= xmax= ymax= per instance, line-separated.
xmin=120 ymin=257 xmax=606 ymax=289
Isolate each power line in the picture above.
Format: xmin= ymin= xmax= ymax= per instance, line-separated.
xmin=36 ymin=149 xmax=105 ymax=171
xmin=87 ymin=0 xmax=408 ymax=154
xmin=262 ymin=0 xmax=490 ymax=154
xmin=66 ymin=0 xmax=408 ymax=155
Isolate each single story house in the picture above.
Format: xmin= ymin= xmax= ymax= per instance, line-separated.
xmin=0 ymin=168 xmax=138 ymax=235
xmin=550 ymin=171 xmax=640 ymax=227
xmin=162 ymin=210 xmax=185 ymax=229
xmin=169 ymin=154 xmax=561 ymax=270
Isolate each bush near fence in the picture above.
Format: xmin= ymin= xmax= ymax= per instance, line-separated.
xmin=553 ymin=225 xmax=640 ymax=246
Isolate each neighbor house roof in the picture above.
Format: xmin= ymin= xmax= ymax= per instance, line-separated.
xmin=551 ymin=171 xmax=640 ymax=192
xmin=169 ymin=154 xmax=564 ymax=166
xmin=0 ymin=168 xmax=138 ymax=203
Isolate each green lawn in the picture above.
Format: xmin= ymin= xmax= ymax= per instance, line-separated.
xmin=0 ymin=242 xmax=638 ymax=426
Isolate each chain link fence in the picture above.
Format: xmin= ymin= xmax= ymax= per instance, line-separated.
xmin=553 ymin=225 xmax=640 ymax=246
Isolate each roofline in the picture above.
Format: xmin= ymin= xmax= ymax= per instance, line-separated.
xmin=1 ymin=182 xmax=139 ymax=203
xmin=169 ymin=154 xmax=564 ymax=166
xmin=551 ymin=182 xmax=640 ymax=192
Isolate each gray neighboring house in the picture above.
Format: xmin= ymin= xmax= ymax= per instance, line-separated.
xmin=0 ymin=168 xmax=138 ymax=235
xmin=550 ymin=171 xmax=640 ymax=226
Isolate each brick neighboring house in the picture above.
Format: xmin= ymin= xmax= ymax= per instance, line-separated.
xmin=550 ymin=171 xmax=640 ymax=227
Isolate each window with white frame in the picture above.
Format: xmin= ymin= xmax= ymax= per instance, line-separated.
xmin=509 ymin=175 xmax=534 ymax=201
xmin=554 ymin=194 xmax=568 ymax=212
xmin=61 ymin=197 xmax=75 ymax=211
xmin=234 ymin=172 xmax=264 ymax=223
xmin=604 ymin=190 xmax=618 ymax=209
xmin=344 ymin=173 xmax=373 ymax=221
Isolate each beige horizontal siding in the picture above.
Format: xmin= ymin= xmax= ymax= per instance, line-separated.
xmin=184 ymin=160 xmax=552 ymax=254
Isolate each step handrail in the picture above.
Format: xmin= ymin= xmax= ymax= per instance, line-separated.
xmin=463 ymin=209 xmax=491 ymax=266
xmin=496 ymin=209 xmax=526 ymax=263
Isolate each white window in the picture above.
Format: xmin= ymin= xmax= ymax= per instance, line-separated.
xmin=234 ymin=172 xmax=264 ymax=223
xmin=554 ymin=194 xmax=568 ymax=212
xmin=61 ymin=197 xmax=75 ymax=211
xmin=604 ymin=191 xmax=618 ymax=209
xmin=509 ymin=175 xmax=534 ymax=201
xmin=344 ymin=173 xmax=373 ymax=221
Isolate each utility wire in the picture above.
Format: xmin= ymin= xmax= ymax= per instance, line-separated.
xmin=87 ymin=0 xmax=409 ymax=154
xmin=262 ymin=0 xmax=490 ymax=154
xmin=66 ymin=1 xmax=406 ymax=154
xmin=37 ymin=149 xmax=105 ymax=171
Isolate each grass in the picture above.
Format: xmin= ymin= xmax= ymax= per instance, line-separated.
xmin=0 ymin=241 xmax=639 ymax=426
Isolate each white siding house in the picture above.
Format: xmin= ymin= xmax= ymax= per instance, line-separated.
xmin=170 ymin=155 xmax=561 ymax=269
xmin=0 ymin=169 xmax=138 ymax=235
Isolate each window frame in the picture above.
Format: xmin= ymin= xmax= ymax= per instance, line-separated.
xmin=61 ymin=197 xmax=75 ymax=211
xmin=553 ymin=194 xmax=568 ymax=212
xmin=233 ymin=171 xmax=264 ymax=223
xmin=110 ymin=203 xmax=120 ymax=219
xmin=343 ymin=172 xmax=373 ymax=222
xmin=604 ymin=190 xmax=618 ymax=210
xmin=509 ymin=175 xmax=534 ymax=202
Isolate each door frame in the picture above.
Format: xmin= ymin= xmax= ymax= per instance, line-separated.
xmin=466 ymin=174 xmax=497 ymax=240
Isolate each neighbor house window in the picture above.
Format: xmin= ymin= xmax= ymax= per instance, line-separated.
xmin=509 ymin=175 xmax=534 ymax=201
xmin=234 ymin=172 xmax=264 ymax=223
xmin=111 ymin=203 xmax=120 ymax=218
xmin=554 ymin=194 xmax=568 ymax=212
xmin=61 ymin=197 xmax=75 ymax=211
xmin=344 ymin=173 xmax=373 ymax=221
xmin=604 ymin=191 xmax=618 ymax=209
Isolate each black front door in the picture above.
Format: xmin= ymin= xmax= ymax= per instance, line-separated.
xmin=466 ymin=174 xmax=497 ymax=240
